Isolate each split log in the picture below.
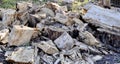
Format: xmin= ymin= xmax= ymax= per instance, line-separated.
xmin=8 ymin=25 xmax=35 ymax=46
xmin=83 ymin=4 xmax=120 ymax=36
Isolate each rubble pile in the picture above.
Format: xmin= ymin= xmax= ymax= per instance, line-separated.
xmin=0 ymin=1 xmax=120 ymax=64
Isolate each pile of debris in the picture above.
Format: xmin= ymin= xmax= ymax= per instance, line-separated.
xmin=0 ymin=1 xmax=120 ymax=64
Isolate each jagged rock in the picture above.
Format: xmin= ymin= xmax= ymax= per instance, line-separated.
xmin=67 ymin=12 xmax=80 ymax=19
xmin=41 ymin=8 xmax=55 ymax=17
xmin=8 ymin=25 xmax=35 ymax=46
xmin=91 ymin=55 xmax=103 ymax=62
xmin=41 ymin=54 xmax=55 ymax=64
xmin=42 ymin=26 xmax=68 ymax=40
xmin=16 ymin=11 xmax=30 ymax=25
xmin=0 ymin=8 xmax=4 ymax=20
xmin=83 ymin=4 xmax=120 ymax=36
xmin=16 ymin=2 xmax=32 ymax=12
xmin=83 ymin=4 xmax=120 ymax=27
xmin=54 ymin=32 xmax=74 ymax=50
xmin=2 ymin=9 xmax=16 ymax=26
xmin=62 ymin=0 xmax=75 ymax=3
xmin=12 ymin=20 xmax=21 ymax=25
xmin=45 ymin=2 xmax=61 ymax=11
xmin=37 ymin=13 xmax=47 ymax=19
xmin=5 ymin=47 xmax=36 ymax=64
xmin=79 ymin=31 xmax=101 ymax=47
xmin=28 ymin=14 xmax=41 ymax=27
xmin=61 ymin=6 xmax=68 ymax=12
xmin=36 ymin=40 xmax=59 ymax=54
xmin=72 ymin=18 xmax=84 ymax=26
xmin=36 ymin=23 xmax=45 ymax=31
xmin=54 ymin=13 xmax=70 ymax=25
xmin=0 ymin=29 xmax=9 ymax=44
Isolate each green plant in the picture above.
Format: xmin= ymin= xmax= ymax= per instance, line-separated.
xmin=0 ymin=0 xmax=40 ymax=9
xmin=71 ymin=0 xmax=89 ymax=12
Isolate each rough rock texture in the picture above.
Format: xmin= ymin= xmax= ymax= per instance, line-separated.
xmin=2 ymin=9 xmax=16 ymax=26
xmin=36 ymin=40 xmax=59 ymax=54
xmin=54 ymin=32 xmax=74 ymax=50
xmin=5 ymin=47 xmax=35 ymax=64
xmin=8 ymin=25 xmax=35 ymax=46
xmin=0 ymin=1 xmax=119 ymax=64
xmin=0 ymin=29 xmax=9 ymax=44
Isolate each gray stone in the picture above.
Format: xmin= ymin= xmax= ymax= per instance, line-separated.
xmin=54 ymin=32 xmax=74 ymax=50
xmin=5 ymin=47 xmax=36 ymax=64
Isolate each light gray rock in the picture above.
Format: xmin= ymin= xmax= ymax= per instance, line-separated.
xmin=0 ymin=29 xmax=9 ymax=44
xmin=2 ymin=9 xmax=16 ymax=26
xmin=54 ymin=13 xmax=69 ymax=25
xmin=5 ymin=47 xmax=36 ymax=64
xmin=37 ymin=40 xmax=59 ymax=54
xmin=54 ymin=32 xmax=74 ymax=50
xmin=41 ymin=8 xmax=55 ymax=17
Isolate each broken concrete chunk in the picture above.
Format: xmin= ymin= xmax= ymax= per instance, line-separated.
xmin=0 ymin=29 xmax=9 ymax=44
xmin=5 ymin=47 xmax=35 ymax=64
xmin=37 ymin=40 xmax=59 ymax=54
xmin=79 ymin=31 xmax=100 ymax=47
xmin=41 ymin=8 xmax=55 ymax=17
xmin=2 ymin=9 xmax=16 ymax=26
xmin=54 ymin=32 xmax=74 ymax=50
xmin=54 ymin=13 xmax=69 ymax=24
xmin=8 ymin=25 xmax=35 ymax=46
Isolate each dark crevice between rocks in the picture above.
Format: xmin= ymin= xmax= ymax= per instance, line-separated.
xmin=0 ymin=17 xmax=2 ymax=21
xmin=68 ymin=29 xmax=79 ymax=39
